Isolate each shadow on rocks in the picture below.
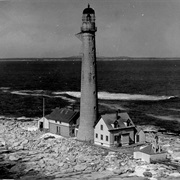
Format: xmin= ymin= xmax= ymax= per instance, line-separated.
xmin=0 ymin=151 xmax=55 ymax=180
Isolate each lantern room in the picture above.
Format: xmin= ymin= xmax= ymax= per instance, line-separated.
xmin=81 ymin=4 xmax=97 ymax=33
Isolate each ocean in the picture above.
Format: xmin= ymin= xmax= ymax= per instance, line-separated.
xmin=0 ymin=60 xmax=180 ymax=132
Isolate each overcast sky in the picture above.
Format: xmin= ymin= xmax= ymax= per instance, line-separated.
xmin=0 ymin=0 xmax=180 ymax=58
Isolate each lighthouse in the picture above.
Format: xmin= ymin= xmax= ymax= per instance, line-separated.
xmin=76 ymin=4 xmax=98 ymax=142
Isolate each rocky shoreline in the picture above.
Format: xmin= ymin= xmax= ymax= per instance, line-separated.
xmin=0 ymin=117 xmax=180 ymax=180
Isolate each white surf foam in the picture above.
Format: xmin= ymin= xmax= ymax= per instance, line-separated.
xmin=11 ymin=91 xmax=30 ymax=96
xmin=147 ymin=114 xmax=180 ymax=122
xmin=168 ymin=108 xmax=180 ymax=112
xmin=11 ymin=90 xmax=51 ymax=98
xmin=0 ymin=87 xmax=10 ymax=90
xmin=53 ymin=91 xmax=175 ymax=101
xmin=54 ymin=95 xmax=76 ymax=103
xmin=10 ymin=90 xmax=76 ymax=103
xmin=10 ymin=90 xmax=176 ymax=102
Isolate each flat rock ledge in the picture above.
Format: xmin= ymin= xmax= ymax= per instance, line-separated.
xmin=0 ymin=119 xmax=180 ymax=180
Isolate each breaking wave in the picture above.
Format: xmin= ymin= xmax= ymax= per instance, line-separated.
xmin=53 ymin=91 xmax=177 ymax=101
xmin=2 ymin=89 xmax=177 ymax=102
xmin=11 ymin=90 xmax=52 ymax=98
xmin=10 ymin=90 xmax=75 ymax=103
xmin=146 ymin=114 xmax=180 ymax=122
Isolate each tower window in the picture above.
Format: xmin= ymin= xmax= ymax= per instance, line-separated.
xmin=100 ymin=125 xmax=103 ymax=130
xmin=101 ymin=135 xmax=103 ymax=140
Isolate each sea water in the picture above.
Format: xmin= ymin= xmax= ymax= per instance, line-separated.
xmin=0 ymin=60 xmax=179 ymax=132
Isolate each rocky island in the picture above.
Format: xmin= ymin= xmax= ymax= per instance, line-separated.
xmin=0 ymin=117 xmax=180 ymax=180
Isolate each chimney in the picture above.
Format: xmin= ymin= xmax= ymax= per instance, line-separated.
xmin=116 ymin=110 xmax=119 ymax=120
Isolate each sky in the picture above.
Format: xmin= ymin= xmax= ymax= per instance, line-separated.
xmin=0 ymin=0 xmax=180 ymax=58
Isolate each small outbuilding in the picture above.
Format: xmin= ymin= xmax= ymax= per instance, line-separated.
xmin=38 ymin=107 xmax=79 ymax=137
xmin=38 ymin=117 xmax=49 ymax=132
xmin=135 ymin=127 xmax=146 ymax=144
xmin=133 ymin=144 xmax=167 ymax=163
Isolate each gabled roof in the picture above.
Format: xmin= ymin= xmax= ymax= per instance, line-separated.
xmin=46 ymin=107 xmax=79 ymax=123
xmin=138 ymin=144 xmax=156 ymax=155
xmin=135 ymin=127 xmax=144 ymax=134
xmin=137 ymin=144 xmax=166 ymax=155
xmin=99 ymin=112 xmax=135 ymax=130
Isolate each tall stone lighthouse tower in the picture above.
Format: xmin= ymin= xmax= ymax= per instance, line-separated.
xmin=76 ymin=4 xmax=98 ymax=142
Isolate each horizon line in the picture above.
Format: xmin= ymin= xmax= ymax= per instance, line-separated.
xmin=0 ymin=56 xmax=180 ymax=60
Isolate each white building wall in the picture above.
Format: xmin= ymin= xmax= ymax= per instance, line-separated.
xmin=48 ymin=119 xmax=69 ymax=127
xmin=135 ymin=130 xmax=146 ymax=143
xmin=141 ymin=153 xmax=151 ymax=163
xmin=150 ymin=153 xmax=167 ymax=163
xmin=94 ymin=118 xmax=111 ymax=147
xmin=139 ymin=130 xmax=146 ymax=143
xmin=38 ymin=117 xmax=49 ymax=129
xmin=133 ymin=151 xmax=142 ymax=159
xmin=134 ymin=152 xmax=150 ymax=163
xmin=134 ymin=151 xmax=166 ymax=163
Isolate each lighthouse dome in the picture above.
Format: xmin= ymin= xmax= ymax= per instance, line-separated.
xmin=83 ymin=4 xmax=95 ymax=14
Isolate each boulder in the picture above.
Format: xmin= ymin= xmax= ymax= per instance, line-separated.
xmin=74 ymin=164 xmax=87 ymax=172
xmin=21 ymin=139 xmax=29 ymax=146
xmin=58 ymin=162 xmax=64 ymax=167
xmin=143 ymin=171 xmax=153 ymax=178
xmin=12 ymin=141 xmax=22 ymax=147
xmin=0 ymin=125 xmax=5 ymax=134
xmin=9 ymin=155 xmax=20 ymax=161
xmin=9 ymin=163 xmax=26 ymax=173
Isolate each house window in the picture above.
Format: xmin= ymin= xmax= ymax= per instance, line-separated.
xmin=96 ymin=133 xmax=98 ymax=138
xmin=56 ymin=126 xmax=60 ymax=135
xmin=100 ymin=125 xmax=103 ymax=130
xmin=101 ymin=135 xmax=103 ymax=140
xmin=114 ymin=135 xmax=118 ymax=141
xmin=114 ymin=120 xmax=119 ymax=128
xmin=106 ymin=136 xmax=108 ymax=141
xmin=127 ymin=119 xmax=131 ymax=126
xmin=72 ymin=129 xmax=75 ymax=134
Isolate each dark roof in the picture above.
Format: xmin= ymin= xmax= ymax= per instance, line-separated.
xmin=100 ymin=112 xmax=135 ymax=130
xmin=46 ymin=107 xmax=79 ymax=123
xmin=136 ymin=144 xmax=166 ymax=155
xmin=138 ymin=144 xmax=155 ymax=155
xmin=83 ymin=4 xmax=95 ymax=14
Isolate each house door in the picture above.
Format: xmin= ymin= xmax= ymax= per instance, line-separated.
xmin=136 ymin=135 xmax=139 ymax=142
xmin=56 ymin=126 xmax=61 ymax=135
xmin=114 ymin=134 xmax=121 ymax=146
xmin=75 ymin=129 xmax=78 ymax=137
xmin=39 ymin=122 xmax=43 ymax=131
